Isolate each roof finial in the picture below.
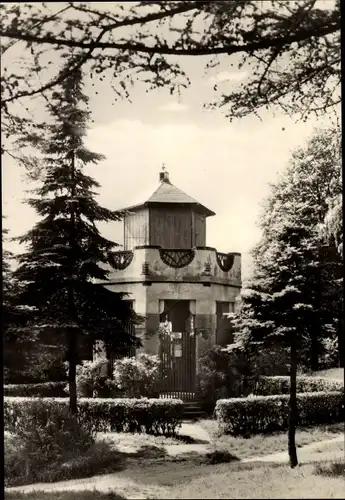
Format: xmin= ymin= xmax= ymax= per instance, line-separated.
xmin=159 ymin=163 xmax=170 ymax=183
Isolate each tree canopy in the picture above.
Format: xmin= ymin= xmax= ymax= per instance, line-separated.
xmin=1 ymin=0 xmax=340 ymax=151
xmin=228 ymin=126 xmax=342 ymax=368
xmin=225 ymin=126 xmax=342 ymax=467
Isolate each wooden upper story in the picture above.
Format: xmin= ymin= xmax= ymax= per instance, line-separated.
xmin=122 ymin=168 xmax=215 ymax=250
xmin=101 ymin=168 xmax=241 ymax=288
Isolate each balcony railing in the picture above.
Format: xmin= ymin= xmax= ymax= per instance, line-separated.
xmin=105 ymin=246 xmax=241 ymax=286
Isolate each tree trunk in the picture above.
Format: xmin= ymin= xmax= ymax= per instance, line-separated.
xmin=68 ymin=331 xmax=78 ymax=415
xmin=310 ymin=335 xmax=319 ymax=372
xmin=337 ymin=317 xmax=344 ymax=368
xmin=288 ymin=332 xmax=298 ymax=468
xmin=68 ymin=94 xmax=78 ymax=415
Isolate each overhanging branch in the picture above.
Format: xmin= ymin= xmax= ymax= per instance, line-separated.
xmin=1 ymin=19 xmax=338 ymax=57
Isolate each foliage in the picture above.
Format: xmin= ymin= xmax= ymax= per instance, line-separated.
xmin=2 ymin=219 xmax=45 ymax=383
xmin=229 ymin=126 xmax=342 ymax=370
xmin=197 ymin=346 xmax=231 ymax=411
xmin=226 ymin=127 xmax=342 ymax=466
xmin=4 ymin=399 xmax=95 ymax=486
xmin=256 ymin=376 xmax=344 ymax=396
xmin=111 ymin=354 xmax=161 ymax=398
xmin=320 ymin=336 xmax=340 ymax=369
xmin=73 ymin=359 xmax=110 ymax=397
xmin=5 ymin=435 xmax=122 ymax=488
xmin=4 ymin=397 xmax=184 ymax=436
xmin=4 ymin=382 xmax=68 ymax=398
xmin=11 ymin=64 xmax=141 ymax=412
xmin=319 ymin=193 xmax=343 ymax=258
xmin=1 ymin=1 xmax=340 ymax=159
xmin=197 ymin=345 xmax=259 ymax=412
xmin=252 ymin=346 xmax=291 ymax=376
xmin=215 ymin=391 xmax=344 ymax=436
xmin=4 ymin=342 xmax=68 ymax=385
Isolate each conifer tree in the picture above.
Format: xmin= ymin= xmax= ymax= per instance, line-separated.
xmin=2 ymin=219 xmax=37 ymax=381
xmin=13 ymin=66 xmax=140 ymax=413
xmin=3 ymin=221 xmax=19 ymax=380
xmin=234 ymin=217 xmax=318 ymax=467
xmin=226 ymin=127 xmax=342 ymax=467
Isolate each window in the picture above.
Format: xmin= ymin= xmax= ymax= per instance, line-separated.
xmin=216 ymin=301 xmax=234 ymax=346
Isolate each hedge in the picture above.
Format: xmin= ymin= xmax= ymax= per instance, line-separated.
xmin=4 ymin=397 xmax=183 ymax=436
xmin=4 ymin=382 xmax=68 ymax=398
xmin=256 ymin=376 xmax=344 ymax=396
xmin=215 ymin=391 xmax=344 ymax=436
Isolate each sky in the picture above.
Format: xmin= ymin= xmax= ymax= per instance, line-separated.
xmin=1 ymin=3 xmax=337 ymax=283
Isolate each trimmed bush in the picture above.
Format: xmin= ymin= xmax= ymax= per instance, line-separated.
xmin=215 ymin=391 xmax=344 ymax=436
xmin=256 ymin=376 xmax=344 ymax=395
xmin=4 ymin=397 xmax=183 ymax=436
xmin=4 ymin=382 xmax=68 ymax=398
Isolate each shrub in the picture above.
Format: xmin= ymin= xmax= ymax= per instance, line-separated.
xmin=197 ymin=346 xmax=259 ymax=413
xmin=256 ymin=376 xmax=344 ymax=395
xmin=215 ymin=391 xmax=344 ymax=436
xmin=4 ymin=432 xmax=27 ymax=484
xmin=4 ymin=381 xmax=68 ymax=398
xmin=4 ymin=397 xmax=183 ymax=436
xmin=111 ymin=354 xmax=161 ymax=398
xmin=197 ymin=346 xmax=232 ymax=413
xmin=320 ymin=336 xmax=339 ymax=369
xmin=5 ymin=434 xmax=122 ymax=487
xmin=4 ymin=399 xmax=95 ymax=486
xmin=73 ymin=359 xmax=110 ymax=397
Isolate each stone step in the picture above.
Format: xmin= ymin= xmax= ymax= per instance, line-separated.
xmin=182 ymin=403 xmax=206 ymax=420
xmin=183 ymin=407 xmax=204 ymax=411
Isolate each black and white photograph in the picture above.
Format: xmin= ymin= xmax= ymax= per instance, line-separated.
xmin=1 ymin=1 xmax=343 ymax=498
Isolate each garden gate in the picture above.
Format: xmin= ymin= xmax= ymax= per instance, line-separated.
xmin=159 ymin=300 xmax=196 ymax=401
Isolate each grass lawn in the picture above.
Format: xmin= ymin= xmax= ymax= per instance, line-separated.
xmin=6 ymin=422 xmax=344 ymax=488
xmin=7 ymin=460 xmax=344 ymax=499
xmin=97 ymin=430 xmax=183 ymax=453
xmin=312 ymin=440 xmax=344 ymax=454
xmin=162 ymin=460 xmax=345 ymax=499
xmin=310 ymin=368 xmax=344 ymax=380
xmin=199 ymin=420 xmax=344 ymax=460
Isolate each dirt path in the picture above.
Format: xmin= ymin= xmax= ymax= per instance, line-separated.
xmin=243 ymin=434 xmax=344 ymax=464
